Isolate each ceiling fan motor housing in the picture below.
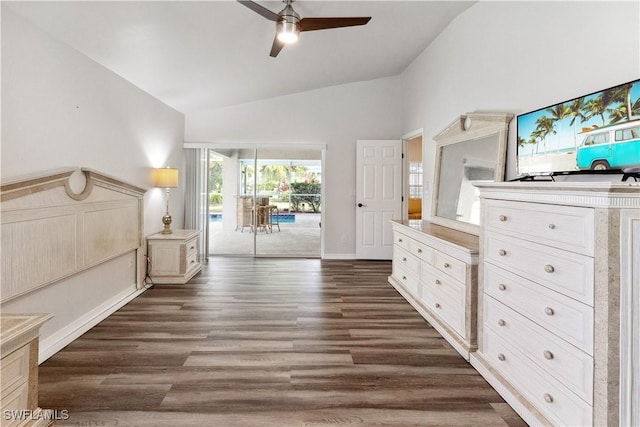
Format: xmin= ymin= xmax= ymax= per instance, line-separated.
xmin=276 ymin=4 xmax=300 ymax=42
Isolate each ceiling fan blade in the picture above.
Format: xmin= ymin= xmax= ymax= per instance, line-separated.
xmin=237 ymin=0 xmax=279 ymax=22
xmin=299 ymin=17 xmax=371 ymax=32
xmin=270 ymin=36 xmax=285 ymax=58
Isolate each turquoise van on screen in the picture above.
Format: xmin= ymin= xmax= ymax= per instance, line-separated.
xmin=576 ymin=120 xmax=640 ymax=170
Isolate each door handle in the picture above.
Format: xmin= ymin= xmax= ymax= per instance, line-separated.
xmin=357 ymin=203 xmax=367 ymax=207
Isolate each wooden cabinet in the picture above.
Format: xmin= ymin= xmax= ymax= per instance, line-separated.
xmin=0 ymin=314 xmax=53 ymax=427
xmin=147 ymin=229 xmax=202 ymax=284
xmin=389 ymin=220 xmax=479 ymax=359
xmin=471 ymin=181 xmax=640 ymax=427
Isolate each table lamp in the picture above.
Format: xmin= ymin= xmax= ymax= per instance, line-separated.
xmin=154 ymin=167 xmax=179 ymax=234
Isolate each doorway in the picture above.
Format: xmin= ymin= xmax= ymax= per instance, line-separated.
xmin=404 ymin=132 xmax=423 ymax=221
xmin=207 ymin=147 xmax=323 ymax=258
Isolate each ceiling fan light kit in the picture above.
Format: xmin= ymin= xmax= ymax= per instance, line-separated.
xmin=238 ymin=0 xmax=371 ymax=57
xmin=276 ymin=19 xmax=299 ymax=44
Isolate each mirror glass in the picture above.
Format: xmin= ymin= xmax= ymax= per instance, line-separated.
xmin=430 ymin=112 xmax=512 ymax=235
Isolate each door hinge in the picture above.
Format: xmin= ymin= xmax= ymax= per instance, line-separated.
xmin=402 ymin=153 xmax=404 ymax=159
xmin=402 ymin=196 xmax=404 ymax=202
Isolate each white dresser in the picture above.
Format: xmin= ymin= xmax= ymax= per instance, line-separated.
xmin=389 ymin=220 xmax=479 ymax=359
xmin=147 ymin=229 xmax=202 ymax=284
xmin=471 ymin=181 xmax=640 ymax=427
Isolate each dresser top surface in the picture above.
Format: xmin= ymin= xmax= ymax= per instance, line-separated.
xmin=474 ymin=181 xmax=640 ymax=208
xmin=1 ymin=313 xmax=52 ymax=356
xmin=148 ymin=229 xmax=200 ymax=240
xmin=474 ymin=181 xmax=640 ymax=193
xmin=392 ymin=220 xmax=479 ymax=253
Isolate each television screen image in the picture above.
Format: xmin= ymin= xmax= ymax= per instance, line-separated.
xmin=516 ymin=79 xmax=640 ymax=176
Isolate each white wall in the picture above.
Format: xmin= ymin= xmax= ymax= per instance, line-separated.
xmin=400 ymin=1 xmax=640 ymax=216
xmin=2 ymin=7 xmax=186 ymax=234
xmin=1 ymin=7 xmax=186 ymax=360
xmin=186 ymin=77 xmax=403 ymax=257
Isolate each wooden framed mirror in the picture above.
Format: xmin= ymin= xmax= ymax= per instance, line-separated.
xmin=430 ymin=112 xmax=513 ymax=235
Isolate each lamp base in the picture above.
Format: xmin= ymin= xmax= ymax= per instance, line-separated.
xmin=161 ymin=213 xmax=173 ymax=234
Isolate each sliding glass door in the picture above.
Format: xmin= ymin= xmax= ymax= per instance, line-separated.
xmin=254 ymin=148 xmax=322 ymax=257
xmin=206 ymin=146 xmax=322 ymax=258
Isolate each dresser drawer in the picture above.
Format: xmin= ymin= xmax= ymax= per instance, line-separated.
xmin=408 ymin=239 xmax=433 ymax=263
xmin=433 ymin=250 xmax=466 ymax=283
xmin=392 ymin=264 xmax=420 ymax=297
xmin=0 ymin=345 xmax=29 ymax=395
xmin=482 ymin=329 xmax=592 ymax=427
xmin=485 ymin=263 xmax=593 ymax=355
xmin=185 ymin=252 xmax=199 ymax=275
xmin=421 ymin=281 xmax=464 ymax=335
xmin=484 ymin=199 xmax=594 ymax=256
xmin=394 ymin=232 xmax=411 ymax=251
xmin=0 ymin=381 xmax=29 ymax=427
xmin=484 ymin=232 xmax=594 ymax=305
xmin=393 ymin=246 xmax=421 ymax=277
xmin=484 ymin=296 xmax=593 ymax=403
xmin=185 ymin=236 xmax=199 ymax=258
xmin=421 ymin=263 xmax=465 ymax=309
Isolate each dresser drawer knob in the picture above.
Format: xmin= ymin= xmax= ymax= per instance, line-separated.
xmin=417 ymin=248 xmax=423 ymax=253
xmin=498 ymin=283 xmax=507 ymax=291
xmin=544 ymin=264 xmax=555 ymax=273
xmin=398 ymin=238 xmax=403 ymax=243
xmin=435 ymin=303 xmax=441 ymax=309
xmin=543 ymin=393 xmax=554 ymax=403
xmin=402 ymin=276 xmax=407 ymax=281
xmin=499 ymin=215 xmax=507 ymax=222
xmin=498 ymin=249 xmax=507 ymax=256
xmin=402 ymin=257 xmax=407 ymax=262
xmin=443 ymin=262 xmax=450 ymax=268
xmin=498 ymin=353 xmax=506 ymax=361
xmin=548 ymin=224 xmax=556 ymax=230
xmin=498 ymin=319 xmax=506 ymax=327
xmin=544 ymin=307 xmax=555 ymax=316
xmin=435 ymin=279 xmax=441 ymax=285
xmin=543 ymin=350 xmax=554 ymax=360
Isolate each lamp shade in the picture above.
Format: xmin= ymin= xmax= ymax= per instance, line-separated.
xmin=154 ymin=167 xmax=179 ymax=188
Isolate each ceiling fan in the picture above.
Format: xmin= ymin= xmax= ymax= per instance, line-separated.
xmin=238 ymin=0 xmax=371 ymax=57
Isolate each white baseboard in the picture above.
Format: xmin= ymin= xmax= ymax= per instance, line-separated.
xmin=38 ymin=285 xmax=147 ymax=363
xmin=322 ymin=253 xmax=357 ymax=260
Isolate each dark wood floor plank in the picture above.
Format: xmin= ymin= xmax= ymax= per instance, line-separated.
xmin=38 ymin=257 xmax=524 ymax=426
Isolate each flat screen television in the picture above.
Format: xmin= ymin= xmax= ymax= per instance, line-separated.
xmin=516 ymin=78 xmax=640 ymax=178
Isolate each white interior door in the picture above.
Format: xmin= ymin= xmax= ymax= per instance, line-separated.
xmin=355 ymin=140 xmax=402 ymax=259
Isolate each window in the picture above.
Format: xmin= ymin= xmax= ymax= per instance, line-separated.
xmin=584 ymin=132 xmax=609 ymax=146
xmin=408 ymin=162 xmax=423 ymax=198
xmin=616 ymin=126 xmax=640 ymax=141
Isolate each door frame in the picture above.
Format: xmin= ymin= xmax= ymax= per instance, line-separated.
xmin=402 ymin=128 xmax=424 ymax=221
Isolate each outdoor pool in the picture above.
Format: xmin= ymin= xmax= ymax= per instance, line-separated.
xmin=209 ymin=213 xmax=296 ymax=223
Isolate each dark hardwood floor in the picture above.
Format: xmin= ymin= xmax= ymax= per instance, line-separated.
xmin=39 ymin=257 xmax=526 ymax=427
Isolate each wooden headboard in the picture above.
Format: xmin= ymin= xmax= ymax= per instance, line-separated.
xmin=1 ymin=168 xmax=146 ymax=303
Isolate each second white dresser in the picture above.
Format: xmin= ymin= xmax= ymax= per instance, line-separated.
xmin=389 ymin=220 xmax=479 ymax=359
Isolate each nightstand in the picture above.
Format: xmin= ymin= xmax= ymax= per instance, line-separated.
xmin=147 ymin=229 xmax=201 ymax=284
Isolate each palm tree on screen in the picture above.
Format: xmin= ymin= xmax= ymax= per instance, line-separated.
xmin=582 ymin=97 xmax=607 ymax=126
xmin=534 ymin=116 xmax=555 ymax=153
xmin=567 ymin=97 xmax=587 ymax=148
xmin=546 ymin=103 xmax=570 ymax=152
xmin=602 ymin=83 xmax=633 ymax=122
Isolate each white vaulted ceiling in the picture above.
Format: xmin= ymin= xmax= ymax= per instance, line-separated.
xmin=5 ymin=1 xmax=474 ymax=114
